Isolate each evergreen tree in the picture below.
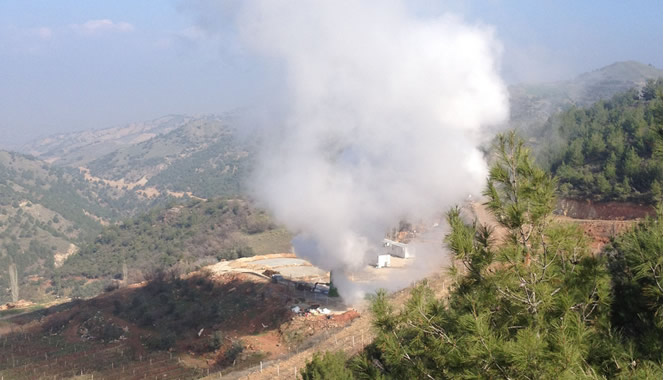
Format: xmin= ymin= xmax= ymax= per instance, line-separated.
xmin=301 ymin=351 xmax=354 ymax=380
xmin=349 ymin=132 xmax=661 ymax=379
xmin=607 ymin=207 xmax=663 ymax=363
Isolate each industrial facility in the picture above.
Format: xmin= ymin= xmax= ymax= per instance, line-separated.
xmin=383 ymin=239 xmax=413 ymax=258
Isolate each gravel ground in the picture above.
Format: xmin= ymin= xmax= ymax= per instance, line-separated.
xmin=249 ymin=258 xmax=310 ymax=267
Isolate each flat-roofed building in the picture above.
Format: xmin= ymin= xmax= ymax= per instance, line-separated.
xmin=383 ymin=239 xmax=413 ymax=258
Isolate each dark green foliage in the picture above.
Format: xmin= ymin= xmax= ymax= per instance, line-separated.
xmin=607 ymin=207 xmax=663 ymax=362
xmin=144 ymin=332 xmax=176 ymax=351
xmin=328 ymin=275 xmax=340 ymax=297
xmin=540 ymin=78 xmax=663 ymax=203
xmin=300 ymin=351 xmax=354 ymax=380
xmin=345 ymin=132 xmax=662 ymax=379
xmin=217 ymin=340 xmax=244 ymax=366
xmin=484 ymin=131 xmax=557 ymax=255
xmin=57 ymin=198 xmax=286 ymax=287
xmin=79 ymin=311 xmax=126 ymax=342
xmin=208 ymin=331 xmax=224 ymax=351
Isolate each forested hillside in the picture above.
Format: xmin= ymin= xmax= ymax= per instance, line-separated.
xmin=144 ymin=135 xmax=253 ymax=198
xmin=538 ymin=78 xmax=662 ymax=203
xmin=0 ymin=151 xmax=165 ymax=303
xmin=54 ymin=198 xmax=291 ymax=298
xmin=509 ymin=61 xmax=662 ymax=135
xmin=2 ymin=113 xmax=267 ymax=303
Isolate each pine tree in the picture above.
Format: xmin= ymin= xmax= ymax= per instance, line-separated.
xmin=607 ymin=205 xmax=663 ymax=362
xmin=300 ymin=351 xmax=354 ymax=380
xmin=352 ymin=132 xmax=660 ymax=379
xmin=483 ymin=130 xmax=557 ymax=265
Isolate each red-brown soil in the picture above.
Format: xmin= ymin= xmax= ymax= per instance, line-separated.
xmin=0 ymin=265 xmax=358 ymax=379
xmin=556 ymin=198 xmax=656 ymax=220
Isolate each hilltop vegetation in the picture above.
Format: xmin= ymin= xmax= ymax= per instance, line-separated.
xmin=0 ymin=142 xmax=272 ymax=303
xmin=144 ymin=135 xmax=253 ymax=198
xmin=538 ymin=78 xmax=662 ymax=203
xmin=54 ymin=198 xmax=291 ymax=298
xmin=510 ymin=61 xmax=662 ymax=135
xmin=3 ymin=114 xmax=259 ymax=303
xmin=21 ymin=115 xmax=195 ymax=167
xmin=24 ymin=114 xmax=253 ymax=200
xmin=0 ymin=151 xmax=164 ymax=303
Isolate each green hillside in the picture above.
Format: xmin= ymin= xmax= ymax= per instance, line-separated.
xmin=85 ymin=115 xmax=253 ymax=198
xmin=144 ymin=135 xmax=253 ymax=198
xmin=538 ymin=78 xmax=662 ymax=203
xmin=510 ymin=61 xmax=662 ymax=135
xmin=54 ymin=197 xmax=291 ymax=298
xmin=21 ymin=115 xmax=194 ymax=167
xmin=0 ymin=151 xmax=167 ymax=303
xmin=24 ymin=114 xmax=254 ymax=200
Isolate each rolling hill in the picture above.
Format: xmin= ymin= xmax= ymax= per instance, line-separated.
xmin=55 ymin=197 xmax=292 ymax=299
xmin=21 ymin=114 xmax=254 ymax=200
xmin=537 ymin=78 xmax=663 ymax=203
xmin=0 ymin=151 xmax=166 ymax=303
xmin=509 ymin=61 xmax=662 ymax=135
xmin=18 ymin=62 xmax=661 ymax=203
xmin=21 ymin=115 xmax=195 ymax=168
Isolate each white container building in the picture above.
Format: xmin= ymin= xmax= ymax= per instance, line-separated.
xmin=376 ymin=254 xmax=391 ymax=268
xmin=383 ymin=239 xmax=413 ymax=259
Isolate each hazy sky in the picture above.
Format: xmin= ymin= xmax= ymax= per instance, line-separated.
xmin=0 ymin=0 xmax=661 ymax=147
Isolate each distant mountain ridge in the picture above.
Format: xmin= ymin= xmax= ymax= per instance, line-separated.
xmin=22 ymin=61 xmax=661 ymax=176
xmin=3 ymin=113 xmax=254 ymax=303
xmin=21 ymin=115 xmax=195 ymax=167
xmin=508 ymin=61 xmax=662 ymax=134
xmin=2 ymin=60 xmax=661 ymax=304
xmin=21 ymin=113 xmax=252 ymax=199
xmin=14 ymin=61 xmax=662 ymax=202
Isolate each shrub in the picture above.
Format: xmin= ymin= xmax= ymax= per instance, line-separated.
xmin=208 ymin=331 xmax=224 ymax=351
xmin=301 ymin=351 xmax=353 ymax=380
xmin=144 ymin=332 xmax=176 ymax=351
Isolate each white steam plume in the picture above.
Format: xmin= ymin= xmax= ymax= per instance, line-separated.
xmin=217 ymin=1 xmax=509 ymax=297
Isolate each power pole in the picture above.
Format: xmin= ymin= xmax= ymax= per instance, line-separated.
xmin=8 ymin=263 xmax=18 ymax=303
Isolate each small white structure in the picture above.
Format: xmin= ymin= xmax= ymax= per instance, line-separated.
xmin=376 ymin=254 xmax=391 ymax=268
xmin=383 ymin=239 xmax=413 ymax=258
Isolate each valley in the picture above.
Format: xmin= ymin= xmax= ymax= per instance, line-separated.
xmin=0 ymin=196 xmax=653 ymax=379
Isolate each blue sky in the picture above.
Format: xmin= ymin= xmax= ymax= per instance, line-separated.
xmin=0 ymin=0 xmax=661 ymax=147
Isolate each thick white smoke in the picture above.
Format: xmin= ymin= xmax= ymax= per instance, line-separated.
xmin=214 ymin=1 xmax=509 ymax=297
